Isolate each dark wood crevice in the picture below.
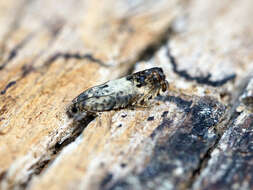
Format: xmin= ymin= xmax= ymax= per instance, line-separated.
xmin=166 ymin=46 xmax=236 ymax=87
xmin=43 ymin=52 xmax=111 ymax=68
xmin=0 ymin=34 xmax=34 ymax=70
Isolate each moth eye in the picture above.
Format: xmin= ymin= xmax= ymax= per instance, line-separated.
xmin=139 ymin=75 xmax=146 ymax=83
xmin=71 ymin=106 xmax=78 ymax=113
xmin=66 ymin=105 xmax=78 ymax=118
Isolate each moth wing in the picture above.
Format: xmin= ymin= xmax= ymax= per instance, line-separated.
xmin=82 ymin=95 xmax=116 ymax=112
xmin=73 ymin=81 xmax=115 ymax=104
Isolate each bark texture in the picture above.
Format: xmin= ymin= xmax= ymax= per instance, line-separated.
xmin=0 ymin=0 xmax=253 ymax=190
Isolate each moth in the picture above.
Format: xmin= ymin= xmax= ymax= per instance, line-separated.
xmin=66 ymin=67 xmax=169 ymax=119
xmin=240 ymin=78 xmax=253 ymax=108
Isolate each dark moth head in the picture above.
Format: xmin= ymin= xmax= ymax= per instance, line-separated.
xmin=131 ymin=67 xmax=169 ymax=91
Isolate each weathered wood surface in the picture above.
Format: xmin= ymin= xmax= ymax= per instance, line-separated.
xmin=0 ymin=0 xmax=253 ymax=190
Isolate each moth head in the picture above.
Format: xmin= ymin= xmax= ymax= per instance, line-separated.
xmin=148 ymin=67 xmax=168 ymax=92
xmin=66 ymin=103 xmax=80 ymax=118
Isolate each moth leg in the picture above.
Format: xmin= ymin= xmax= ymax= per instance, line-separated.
xmin=128 ymin=86 xmax=158 ymax=110
xmin=138 ymin=86 xmax=162 ymax=107
xmin=137 ymin=87 xmax=158 ymax=105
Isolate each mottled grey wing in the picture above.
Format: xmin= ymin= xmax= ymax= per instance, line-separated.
xmin=81 ymin=95 xmax=116 ymax=112
xmin=73 ymin=82 xmax=114 ymax=104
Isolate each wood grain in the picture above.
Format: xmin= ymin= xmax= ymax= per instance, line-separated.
xmin=0 ymin=0 xmax=253 ymax=190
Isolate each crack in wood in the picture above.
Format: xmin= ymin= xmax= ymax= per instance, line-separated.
xmin=53 ymin=115 xmax=95 ymax=154
xmin=166 ymin=46 xmax=236 ymax=87
xmin=0 ymin=116 xmax=95 ymax=189
xmin=137 ymin=27 xmax=173 ymax=62
xmin=119 ymin=27 xmax=174 ymax=79
xmin=0 ymin=27 xmax=64 ymax=95
xmin=0 ymin=0 xmax=32 ymax=61
xmin=0 ymin=171 xmax=6 ymax=182
xmin=0 ymin=34 xmax=34 ymax=70
xmin=17 ymin=51 xmax=110 ymax=81
xmin=21 ymin=64 xmax=35 ymax=77
xmin=43 ymin=52 xmax=111 ymax=68
xmin=0 ymin=81 xmax=16 ymax=95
